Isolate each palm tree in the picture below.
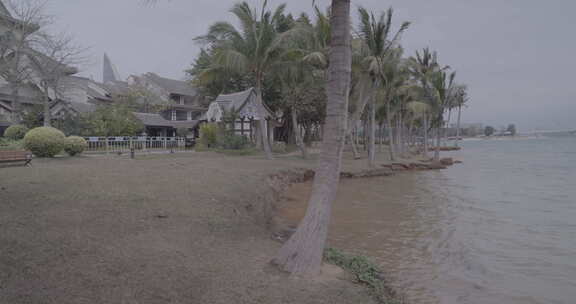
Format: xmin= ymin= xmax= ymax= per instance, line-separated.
xmin=357 ymin=7 xmax=410 ymax=166
xmin=428 ymin=69 xmax=456 ymax=161
xmin=273 ymin=0 xmax=352 ymax=276
xmin=408 ymin=48 xmax=446 ymax=158
xmin=195 ymin=1 xmax=290 ymax=160
xmin=453 ymin=84 xmax=468 ymax=147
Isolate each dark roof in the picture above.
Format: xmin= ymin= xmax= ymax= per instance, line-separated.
xmin=133 ymin=112 xmax=200 ymax=129
xmin=144 ymin=73 xmax=197 ymax=97
xmin=51 ymin=100 xmax=96 ymax=115
xmin=67 ymin=102 xmax=96 ymax=114
xmin=0 ymin=100 xmax=12 ymax=111
xmin=213 ymin=87 xmax=274 ymax=118
xmin=215 ymin=88 xmax=254 ymax=112
xmin=0 ymin=1 xmax=10 ymax=16
xmin=103 ymin=80 xmax=131 ymax=95
xmin=63 ymin=76 xmax=112 ymax=101
xmin=167 ymin=104 xmax=206 ymax=111
xmin=0 ymin=83 xmax=43 ymax=104
xmin=24 ymin=48 xmax=78 ymax=76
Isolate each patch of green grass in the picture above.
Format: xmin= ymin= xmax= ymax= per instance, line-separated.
xmin=324 ymin=248 xmax=406 ymax=304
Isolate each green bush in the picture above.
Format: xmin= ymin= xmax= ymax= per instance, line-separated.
xmin=199 ymin=123 xmax=219 ymax=148
xmin=23 ymin=127 xmax=66 ymax=157
xmin=4 ymin=125 xmax=29 ymax=140
xmin=217 ymin=132 xmax=250 ymax=150
xmin=0 ymin=138 xmax=23 ymax=151
xmin=64 ymin=136 xmax=88 ymax=156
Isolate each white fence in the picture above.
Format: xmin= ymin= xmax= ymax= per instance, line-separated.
xmin=84 ymin=137 xmax=192 ymax=154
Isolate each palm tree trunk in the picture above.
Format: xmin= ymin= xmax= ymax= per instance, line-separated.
xmin=455 ymin=105 xmax=462 ymax=147
xmin=291 ymin=105 xmax=308 ymax=159
xmin=368 ymin=98 xmax=376 ymax=167
xmin=434 ymin=126 xmax=441 ymax=162
xmin=350 ymin=130 xmax=360 ymax=159
xmin=254 ymin=80 xmax=273 ymax=160
xmin=273 ymin=0 xmax=351 ymax=276
xmin=444 ymin=109 xmax=452 ymax=146
xmin=386 ymin=101 xmax=395 ymax=161
xmin=423 ymin=114 xmax=429 ymax=158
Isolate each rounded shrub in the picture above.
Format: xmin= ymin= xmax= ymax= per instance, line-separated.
xmin=23 ymin=127 xmax=66 ymax=157
xmin=64 ymin=136 xmax=88 ymax=156
xmin=4 ymin=124 xmax=29 ymax=140
xmin=217 ymin=132 xmax=250 ymax=150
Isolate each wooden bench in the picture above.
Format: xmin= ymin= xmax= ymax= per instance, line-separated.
xmin=0 ymin=150 xmax=32 ymax=166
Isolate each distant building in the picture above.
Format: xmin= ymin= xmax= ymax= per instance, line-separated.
xmin=127 ymin=72 xmax=206 ymax=137
xmin=205 ymin=88 xmax=275 ymax=142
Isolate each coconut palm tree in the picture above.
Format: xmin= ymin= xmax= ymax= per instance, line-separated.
xmin=195 ymin=1 xmax=291 ymax=160
xmin=427 ymin=69 xmax=457 ymax=161
xmin=453 ymin=84 xmax=469 ymax=147
xmin=408 ymin=48 xmax=448 ymax=159
xmin=357 ymin=6 xmax=410 ymax=166
xmin=273 ymin=0 xmax=352 ymax=276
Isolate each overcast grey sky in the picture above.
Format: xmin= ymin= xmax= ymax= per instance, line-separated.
xmin=44 ymin=0 xmax=576 ymax=131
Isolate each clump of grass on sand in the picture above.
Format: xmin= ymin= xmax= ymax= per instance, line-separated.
xmin=324 ymin=248 xmax=406 ymax=304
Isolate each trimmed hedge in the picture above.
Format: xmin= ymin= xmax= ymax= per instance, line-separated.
xmin=23 ymin=127 xmax=66 ymax=157
xmin=64 ymin=136 xmax=88 ymax=156
xmin=4 ymin=125 xmax=29 ymax=140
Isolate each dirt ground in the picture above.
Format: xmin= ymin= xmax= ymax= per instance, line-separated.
xmin=1 ymin=148 xmax=420 ymax=304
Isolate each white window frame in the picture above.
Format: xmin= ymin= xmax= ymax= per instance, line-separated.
xmin=171 ymin=109 xmax=177 ymax=121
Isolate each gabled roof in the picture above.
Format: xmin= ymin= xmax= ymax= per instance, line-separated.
xmin=215 ymin=88 xmax=255 ymax=112
xmin=213 ymin=87 xmax=274 ymax=118
xmin=0 ymin=1 xmax=10 ymax=17
xmin=24 ymin=48 xmax=78 ymax=76
xmin=143 ymin=73 xmax=197 ymax=97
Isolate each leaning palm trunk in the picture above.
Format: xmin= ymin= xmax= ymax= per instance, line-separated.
xmin=455 ymin=105 xmax=462 ymax=147
xmin=255 ymin=81 xmax=273 ymax=160
xmin=347 ymin=83 xmax=373 ymax=159
xmin=291 ymin=106 xmax=308 ymax=159
xmin=368 ymin=99 xmax=376 ymax=167
xmin=273 ymin=0 xmax=351 ymax=276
